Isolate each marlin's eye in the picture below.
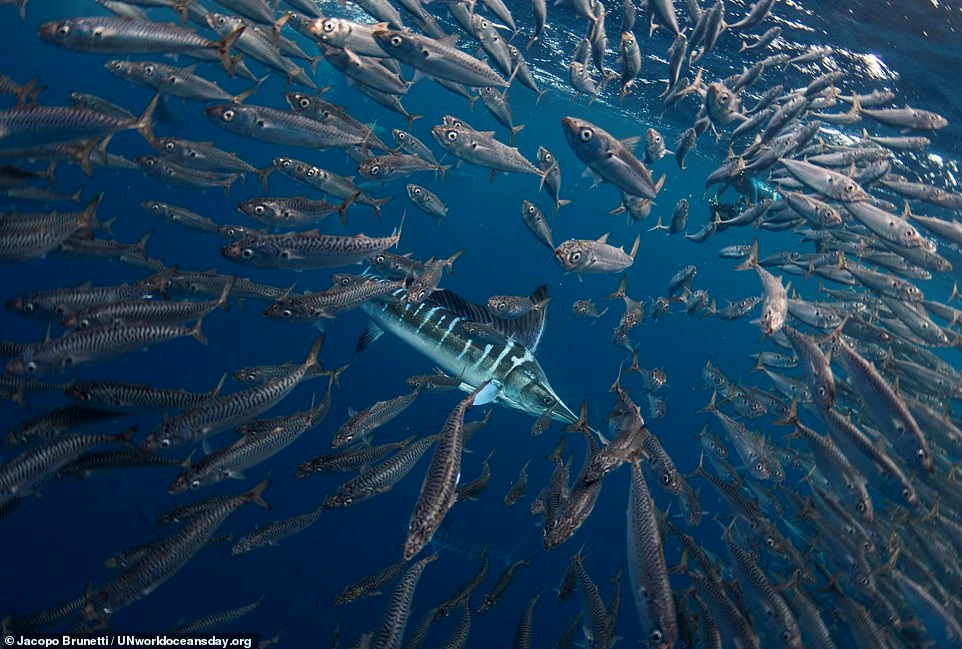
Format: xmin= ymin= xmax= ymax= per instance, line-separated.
xmin=542 ymin=396 xmax=554 ymax=406
xmin=390 ymin=35 xmax=403 ymax=47
xmin=579 ymin=128 xmax=592 ymax=142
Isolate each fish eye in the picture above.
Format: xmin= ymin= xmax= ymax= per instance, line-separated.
xmin=782 ymin=632 xmax=791 ymax=641
xmin=496 ymin=302 xmax=506 ymax=311
xmin=307 ymin=168 xmax=317 ymax=177
xmin=766 ymin=537 xmax=775 ymax=547
xmin=856 ymin=501 xmax=866 ymax=512
xmin=579 ymin=128 xmax=593 ymax=142
xmin=660 ymin=473 xmax=671 ymax=485
xmin=160 ymin=438 xmax=171 ymax=448
xmin=222 ymin=109 xmax=235 ymax=121
xmin=281 ymin=309 xmax=293 ymax=319
xmin=190 ymin=479 xmax=200 ymax=489
xmin=241 ymin=248 xmax=254 ymax=259
xmin=480 ymin=19 xmax=488 ymax=27
xmin=446 ymin=130 xmax=458 ymax=141
xmin=651 ymin=630 xmax=663 ymax=643
xmin=370 ymin=164 xmax=380 ymax=175
xmin=916 ymin=448 xmax=926 ymax=459
xmin=322 ymin=21 xmax=335 ymax=32
xmin=25 ymin=361 xmax=37 ymax=374
xmin=755 ymin=462 xmax=764 ymax=472
xmin=544 ymin=153 xmax=552 ymax=161
xmin=374 ymin=255 xmax=385 ymax=263
xmin=299 ymin=98 xmax=310 ymax=108
xmin=390 ymin=35 xmax=403 ymax=47
xmin=57 ymin=24 xmax=70 ymax=36
xmin=542 ymin=396 xmax=554 ymax=405
xmin=164 ymin=142 xmax=174 ymax=151
xmin=413 ymin=188 xmax=421 ymax=194
xmin=281 ymin=160 xmax=291 ymax=168
xmin=568 ymin=251 xmax=582 ymax=263
xmin=144 ymin=64 xmax=154 ymax=74
xmin=22 ymin=302 xmax=34 ymax=314
xmin=902 ymin=488 xmax=912 ymax=498
xmin=244 ymin=373 xmax=256 ymax=383
xmin=254 ymin=205 xmax=265 ymax=215
xmin=217 ymin=16 xmax=226 ymax=24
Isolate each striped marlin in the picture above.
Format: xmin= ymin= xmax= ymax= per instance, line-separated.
xmin=359 ymin=281 xmax=580 ymax=425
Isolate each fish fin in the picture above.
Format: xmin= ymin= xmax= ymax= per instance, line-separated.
xmin=628 ymin=233 xmax=641 ymax=260
xmin=246 ymin=479 xmax=271 ymax=508
xmin=596 ymin=232 xmax=610 ymax=243
xmin=356 ymin=322 xmax=384 ymax=353
xmin=471 ymin=382 xmax=500 ymax=406
xmin=619 ymin=135 xmax=641 ymax=152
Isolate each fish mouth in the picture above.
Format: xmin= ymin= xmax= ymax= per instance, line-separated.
xmin=551 ymin=399 xmax=580 ymax=425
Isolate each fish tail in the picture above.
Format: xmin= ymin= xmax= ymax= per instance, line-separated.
xmin=245 ymin=479 xmax=271 ymax=508
xmin=256 ymin=166 xmax=273 ymax=192
xmin=733 ymin=238 xmax=758 ymax=271
xmin=696 ymin=389 xmax=718 ymax=413
xmin=214 ymin=276 xmax=236 ymax=312
xmin=303 ymin=334 xmax=325 ymax=372
xmin=77 ymin=192 xmax=104 ymax=237
xmin=605 ymin=274 xmax=628 ymax=300
xmin=190 ymin=311 xmax=208 ymax=345
xmin=218 ymin=25 xmax=246 ymax=76
xmin=338 ymin=193 xmax=359 ymax=226
xmin=553 ymin=199 xmax=571 ymax=216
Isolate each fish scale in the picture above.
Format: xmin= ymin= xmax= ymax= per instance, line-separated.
xmin=89 ymin=480 xmax=269 ymax=620
xmin=435 ymin=548 xmax=487 ymax=618
xmin=231 ymin=505 xmax=323 ymax=555
xmin=65 ymin=279 xmax=230 ymax=328
xmin=222 ymin=229 xmax=400 ymax=270
xmin=324 ymin=435 xmax=437 ymax=507
xmin=168 ymin=596 xmax=263 ymax=634
xmin=627 ymin=460 xmax=677 ymax=649
xmin=571 ymin=552 xmax=609 ymax=649
xmin=142 ymin=336 xmax=323 ymax=450
xmin=0 ymin=428 xmax=130 ymax=506
xmin=266 ymin=277 xmax=406 ymax=321
xmin=404 ymin=385 xmax=484 ymax=560
xmin=64 ymin=378 xmax=221 ymax=411
xmin=8 ymin=319 xmax=205 ymax=376
xmin=171 ymin=388 xmax=330 ymax=492
xmin=371 ymin=555 xmax=436 ymax=649
xmin=333 ymin=557 xmax=408 ymax=605
xmin=332 ymin=387 xmax=420 ymax=447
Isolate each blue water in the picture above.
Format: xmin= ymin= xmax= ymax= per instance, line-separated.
xmin=2 ymin=0 xmax=961 ymax=647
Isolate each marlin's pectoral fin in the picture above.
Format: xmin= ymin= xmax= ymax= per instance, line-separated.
xmin=468 ymin=382 xmax=500 ymax=406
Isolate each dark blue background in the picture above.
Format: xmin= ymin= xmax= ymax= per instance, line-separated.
xmin=1 ymin=0 xmax=959 ymax=646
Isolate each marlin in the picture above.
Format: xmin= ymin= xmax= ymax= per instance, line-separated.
xmin=358 ymin=280 xmax=580 ymax=425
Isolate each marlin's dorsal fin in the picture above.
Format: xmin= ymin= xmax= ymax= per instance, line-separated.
xmin=428 ymin=286 xmax=550 ymax=353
